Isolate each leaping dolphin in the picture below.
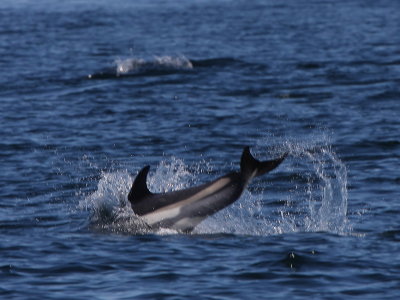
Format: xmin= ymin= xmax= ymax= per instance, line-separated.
xmin=128 ymin=147 xmax=286 ymax=233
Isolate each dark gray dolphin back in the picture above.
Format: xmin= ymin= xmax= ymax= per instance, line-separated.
xmin=240 ymin=146 xmax=287 ymax=180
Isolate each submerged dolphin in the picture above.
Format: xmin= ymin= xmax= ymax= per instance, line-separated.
xmin=128 ymin=147 xmax=286 ymax=233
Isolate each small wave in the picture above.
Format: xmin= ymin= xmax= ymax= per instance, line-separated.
xmin=380 ymin=230 xmax=400 ymax=241
xmin=190 ymin=57 xmax=243 ymax=68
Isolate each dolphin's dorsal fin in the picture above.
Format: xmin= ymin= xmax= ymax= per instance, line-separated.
xmin=240 ymin=146 xmax=287 ymax=180
xmin=128 ymin=166 xmax=152 ymax=205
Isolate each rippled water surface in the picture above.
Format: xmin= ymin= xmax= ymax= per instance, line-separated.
xmin=1 ymin=0 xmax=399 ymax=299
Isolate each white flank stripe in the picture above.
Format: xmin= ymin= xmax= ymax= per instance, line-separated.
xmin=142 ymin=206 xmax=181 ymax=225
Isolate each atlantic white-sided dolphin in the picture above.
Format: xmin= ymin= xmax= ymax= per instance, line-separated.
xmin=128 ymin=147 xmax=286 ymax=233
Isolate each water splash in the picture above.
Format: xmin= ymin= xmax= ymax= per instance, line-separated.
xmin=269 ymin=141 xmax=351 ymax=235
xmin=87 ymin=55 xmax=193 ymax=79
xmin=145 ymin=157 xmax=196 ymax=193
xmin=77 ymin=170 xmax=148 ymax=234
xmin=303 ymin=147 xmax=349 ymax=233
xmin=79 ymin=141 xmax=351 ymax=236
xmin=114 ymin=55 xmax=193 ymax=76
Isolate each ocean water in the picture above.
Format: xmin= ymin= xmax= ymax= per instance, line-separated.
xmin=1 ymin=0 xmax=399 ymax=299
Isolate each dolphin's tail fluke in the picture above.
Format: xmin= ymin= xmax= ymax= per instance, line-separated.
xmin=240 ymin=146 xmax=287 ymax=180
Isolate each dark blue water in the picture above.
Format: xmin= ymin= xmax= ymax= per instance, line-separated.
xmin=1 ymin=0 xmax=399 ymax=299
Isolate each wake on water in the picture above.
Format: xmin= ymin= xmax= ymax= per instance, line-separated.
xmin=78 ymin=139 xmax=352 ymax=236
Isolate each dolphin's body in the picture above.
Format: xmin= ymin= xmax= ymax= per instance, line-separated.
xmin=128 ymin=147 xmax=286 ymax=233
